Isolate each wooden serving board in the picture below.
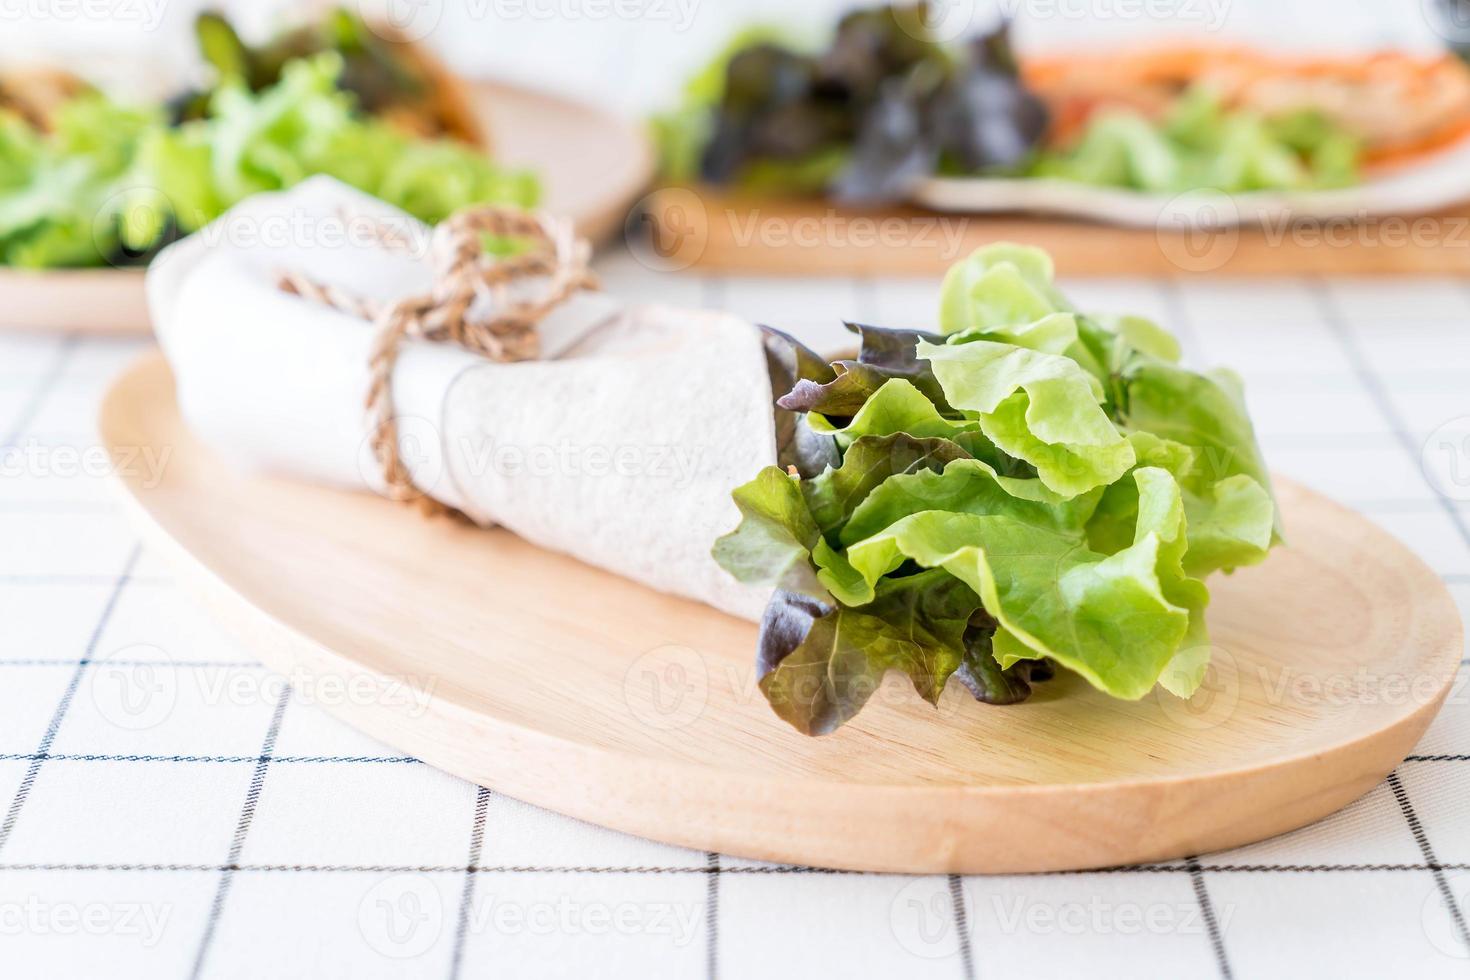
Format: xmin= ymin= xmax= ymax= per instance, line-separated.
xmin=0 ymin=80 xmax=653 ymax=334
xmin=101 ymin=354 xmax=1462 ymax=874
xmin=638 ymin=186 xmax=1470 ymax=278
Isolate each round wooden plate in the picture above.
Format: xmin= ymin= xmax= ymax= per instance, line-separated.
xmin=101 ymin=354 xmax=1462 ymax=874
xmin=0 ymin=80 xmax=652 ymax=335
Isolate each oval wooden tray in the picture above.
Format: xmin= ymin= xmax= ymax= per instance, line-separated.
xmin=0 ymin=80 xmax=652 ymax=334
xmin=101 ymin=354 xmax=1462 ymax=873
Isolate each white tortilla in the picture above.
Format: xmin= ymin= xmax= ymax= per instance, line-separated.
xmin=147 ymin=177 xmax=777 ymax=621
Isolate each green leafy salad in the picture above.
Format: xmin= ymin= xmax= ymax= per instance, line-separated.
xmin=118 ymin=53 xmax=536 ymax=256
xmin=654 ymin=3 xmax=1362 ymax=203
xmin=714 ymin=244 xmax=1280 ymax=735
xmin=0 ymin=21 xmax=536 ymax=269
xmin=0 ymin=93 xmax=159 ymax=268
xmin=1031 ymin=85 xmax=1359 ymax=194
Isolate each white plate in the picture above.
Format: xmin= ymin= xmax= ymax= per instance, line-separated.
xmin=913 ymin=135 xmax=1470 ymax=228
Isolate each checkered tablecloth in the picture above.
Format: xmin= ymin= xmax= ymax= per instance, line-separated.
xmin=1 ymin=254 xmax=1468 ymax=979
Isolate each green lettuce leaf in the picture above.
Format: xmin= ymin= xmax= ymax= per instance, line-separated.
xmin=845 ymin=467 xmax=1195 ymax=700
xmin=1031 ymin=83 xmax=1361 ymax=193
xmin=845 ymin=321 xmax=946 ymax=368
xmin=1 ymin=51 xmax=538 ymax=269
xmin=938 ymin=242 xmax=1071 ymax=335
xmin=714 ymin=241 xmax=1281 ymax=733
xmin=755 ymin=570 xmax=979 ymax=735
xmin=649 ymin=24 xmax=789 ymax=183
xmin=801 ymin=433 xmax=971 ymax=535
xmin=143 ymin=53 xmax=537 ymax=235
xmin=760 ymin=326 xmax=840 ymax=478
xmin=0 ymin=95 xmax=163 ymax=267
xmin=807 ymin=378 xmax=973 ymax=443
xmin=1119 ymin=360 xmax=1281 ymax=570
xmin=955 ymin=621 xmax=1054 ymax=705
xmin=711 ymin=466 xmax=825 ymax=601
xmin=840 ymin=456 xmax=1097 ymax=551
xmin=778 ymin=321 xmax=951 ymax=417
xmin=919 ymin=338 xmax=1137 ymax=497
xmin=946 ymin=310 xmax=1080 ymax=355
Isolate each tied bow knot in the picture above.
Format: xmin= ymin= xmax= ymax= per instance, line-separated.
xmin=278 ymin=205 xmax=598 ymax=514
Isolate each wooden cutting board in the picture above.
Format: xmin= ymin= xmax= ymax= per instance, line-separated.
xmin=0 ymin=80 xmax=653 ymax=334
xmin=100 ymin=353 xmax=1462 ymax=874
xmin=637 ymin=185 xmax=1470 ymax=278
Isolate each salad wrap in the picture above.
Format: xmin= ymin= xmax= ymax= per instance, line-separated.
xmin=147 ymin=177 xmax=776 ymax=620
xmin=150 ymin=178 xmax=1279 ymax=737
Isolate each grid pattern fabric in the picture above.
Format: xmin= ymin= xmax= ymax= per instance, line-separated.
xmin=0 ymin=255 xmax=1468 ymax=979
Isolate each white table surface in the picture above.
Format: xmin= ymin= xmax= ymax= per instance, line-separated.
xmin=1 ymin=252 xmax=1469 ymax=979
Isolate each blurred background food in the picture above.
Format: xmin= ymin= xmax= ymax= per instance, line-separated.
xmin=171 ymin=8 xmax=485 ymax=141
xmin=1028 ymin=46 xmax=1470 ymax=169
xmin=652 ymin=3 xmax=1470 ymax=203
xmin=4 ymin=0 xmax=1457 ymax=112
xmin=0 ymin=5 xmax=536 ymax=269
xmin=652 ymin=16 xmax=1051 ymax=202
xmin=4 ymin=0 xmax=1470 ymax=273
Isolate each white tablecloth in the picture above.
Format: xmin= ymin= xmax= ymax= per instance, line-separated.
xmin=1 ymin=254 xmax=1467 ymax=979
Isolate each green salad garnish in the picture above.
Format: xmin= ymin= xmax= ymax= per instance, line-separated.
xmin=0 ymin=95 xmax=159 ymax=268
xmin=124 ymin=52 xmax=536 ymax=249
xmin=715 ymin=243 xmax=1280 ymax=735
xmin=1030 ymin=85 xmax=1359 ymax=193
xmin=654 ymin=8 xmax=1048 ymax=204
xmin=656 ymin=3 xmax=1363 ymax=202
xmin=0 ymin=51 xmax=535 ymax=269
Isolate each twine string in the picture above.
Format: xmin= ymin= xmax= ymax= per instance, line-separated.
xmin=278 ymin=206 xmax=598 ymax=515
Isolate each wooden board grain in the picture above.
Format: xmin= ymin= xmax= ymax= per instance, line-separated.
xmin=101 ymin=353 xmax=1463 ymax=873
xmin=0 ymin=80 xmax=653 ymax=334
xmin=636 ymin=186 xmax=1470 ymax=278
